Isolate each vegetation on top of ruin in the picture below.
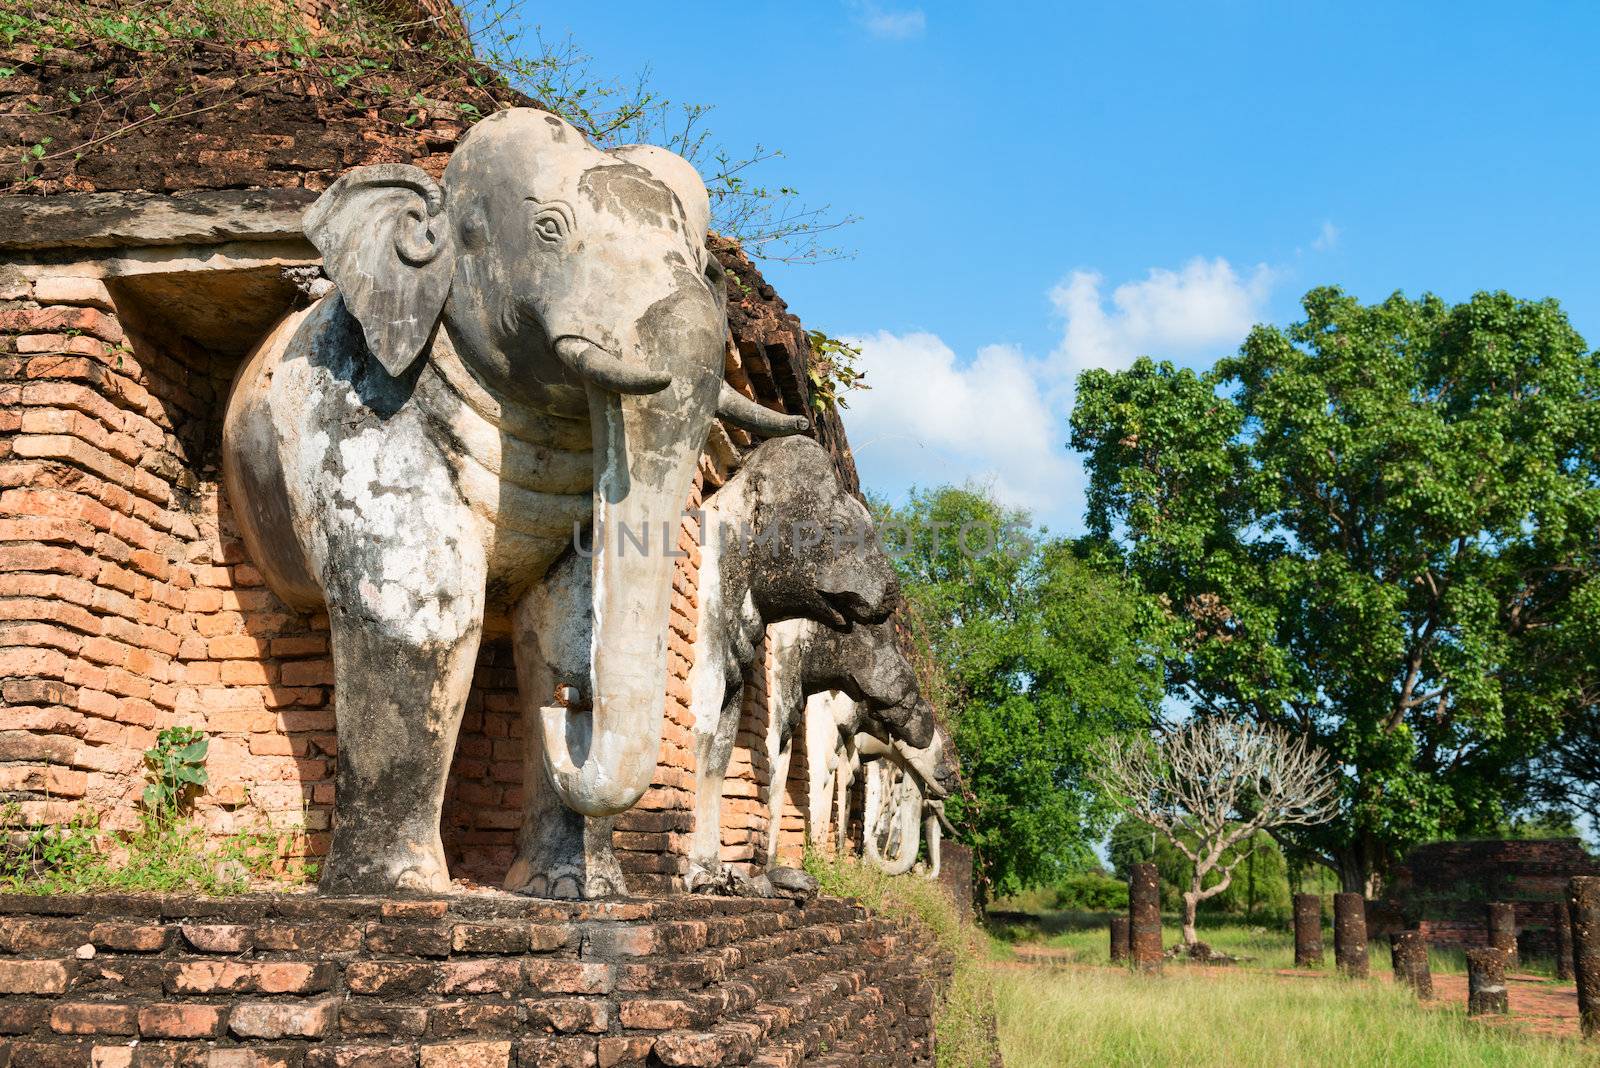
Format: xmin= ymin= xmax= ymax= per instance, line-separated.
xmin=0 ymin=0 xmax=857 ymax=263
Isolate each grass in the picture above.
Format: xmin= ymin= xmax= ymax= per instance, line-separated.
xmin=805 ymin=850 xmax=1000 ymax=1068
xmin=1 ymin=804 xmax=302 ymax=896
xmin=993 ymin=965 xmax=1593 ymax=1067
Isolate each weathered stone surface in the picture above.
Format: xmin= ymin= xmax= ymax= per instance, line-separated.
xmin=1571 ymin=876 xmax=1600 ymax=1036
xmin=1333 ymin=892 xmax=1368 ymax=978
xmin=1389 ymin=930 xmax=1433 ymax=999
xmin=1486 ymin=902 xmax=1519 ymax=969
xmin=1129 ymin=863 xmax=1162 ymax=973
xmin=0 ymin=190 xmax=316 ymax=251
xmin=1293 ymin=893 xmax=1323 ymax=967
xmin=1466 ymin=947 xmax=1509 ymax=1015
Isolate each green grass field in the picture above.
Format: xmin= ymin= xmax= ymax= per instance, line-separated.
xmin=981 ymin=905 xmax=1592 ymax=1066
xmin=986 ymin=906 xmax=1564 ymax=977
xmin=992 ymin=965 xmax=1594 ymax=1068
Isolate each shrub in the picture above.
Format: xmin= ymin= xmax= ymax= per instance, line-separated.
xmin=1052 ymin=871 xmax=1129 ymax=912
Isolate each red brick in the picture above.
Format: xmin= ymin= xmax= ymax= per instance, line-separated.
xmin=0 ymin=959 xmax=70 ymax=994
xmin=138 ymin=1002 xmax=227 ymax=1039
xmin=306 ymin=1047 xmax=420 ymax=1068
xmin=524 ymin=998 xmax=609 ymax=1034
xmin=418 ymin=1042 xmax=511 ymax=1068
xmin=229 ymin=996 xmax=340 ymax=1039
xmin=180 ymin=923 xmax=256 ymax=953
xmin=522 ymin=960 xmax=612 ymax=995
xmin=598 ymin=1036 xmax=655 ymax=1068
xmin=439 ymin=959 xmax=523 ymax=995
xmin=49 ymin=1001 xmax=138 ymax=1035
xmin=87 ymin=923 xmax=168 ymax=953
xmin=345 ymin=961 xmax=440 ymax=996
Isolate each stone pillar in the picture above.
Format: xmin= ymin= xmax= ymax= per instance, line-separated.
xmin=1486 ymin=902 xmax=1518 ymax=970
xmin=1558 ymin=908 xmax=1575 ymax=983
xmin=1466 ymin=947 xmax=1509 ymax=1015
xmin=1389 ymin=930 xmax=1433 ymax=999
xmin=1128 ymin=862 xmax=1162 ymax=973
xmin=1333 ymin=892 xmax=1368 ymax=978
xmin=1570 ymin=876 xmax=1600 ymax=1036
xmin=1109 ymin=915 xmax=1130 ymax=963
xmin=1292 ymin=893 xmax=1323 ymax=967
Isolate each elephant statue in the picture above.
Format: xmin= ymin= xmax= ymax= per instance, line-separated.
xmin=763 ymin=616 xmax=939 ymax=867
xmin=856 ymin=729 xmax=957 ymax=877
xmin=676 ymin=436 xmax=900 ymax=892
xmin=222 ymin=107 xmax=807 ymax=896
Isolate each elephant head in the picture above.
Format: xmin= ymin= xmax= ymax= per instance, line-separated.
xmin=802 ymin=619 xmax=936 ymax=749
xmin=303 ymin=108 xmax=806 ymax=816
xmin=722 ymin=435 xmax=899 ymax=628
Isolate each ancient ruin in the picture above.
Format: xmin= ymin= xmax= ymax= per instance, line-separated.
xmin=0 ymin=5 xmax=964 ymax=1063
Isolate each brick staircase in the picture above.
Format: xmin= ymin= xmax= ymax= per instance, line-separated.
xmin=0 ymin=893 xmax=948 ymax=1067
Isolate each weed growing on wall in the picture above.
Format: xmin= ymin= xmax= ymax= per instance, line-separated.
xmin=0 ymin=728 xmax=302 ymax=895
xmin=804 ymin=848 xmax=1000 ymax=1067
xmin=806 ymin=329 xmax=870 ymax=413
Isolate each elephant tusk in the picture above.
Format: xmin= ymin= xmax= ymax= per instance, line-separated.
xmin=716 ymin=382 xmax=810 ymax=436
xmin=553 ymin=336 xmax=672 ymax=395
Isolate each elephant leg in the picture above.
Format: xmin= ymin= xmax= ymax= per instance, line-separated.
xmin=319 ymin=587 xmax=483 ymax=896
xmin=802 ymin=701 xmax=838 ymax=851
xmin=763 ymin=728 xmax=794 ymax=870
xmin=686 ymin=684 xmax=743 ymax=889
xmin=506 ymin=553 xmax=629 ymax=900
xmin=834 ymin=744 xmax=855 ymax=856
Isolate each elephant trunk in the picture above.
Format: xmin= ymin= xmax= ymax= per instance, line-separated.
xmin=538 ymin=297 xmax=722 ymax=817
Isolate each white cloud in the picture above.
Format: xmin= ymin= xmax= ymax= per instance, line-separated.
xmin=846 ymin=256 xmax=1277 ymax=533
xmin=1312 ymin=221 xmax=1340 ymax=252
xmin=1049 ymin=257 xmax=1275 ymax=378
xmin=856 ymin=4 xmax=925 ymax=39
xmin=844 ymin=332 xmax=1074 ymax=524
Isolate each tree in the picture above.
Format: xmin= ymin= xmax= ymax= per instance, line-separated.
xmin=1071 ymin=288 xmax=1600 ymax=892
xmin=875 ymin=485 xmax=1165 ymax=905
xmin=1094 ymin=719 xmax=1337 ymax=946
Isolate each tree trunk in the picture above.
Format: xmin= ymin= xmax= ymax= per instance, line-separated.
xmin=1182 ymin=887 xmax=1200 ymax=946
xmin=1332 ymin=841 xmax=1377 ymax=896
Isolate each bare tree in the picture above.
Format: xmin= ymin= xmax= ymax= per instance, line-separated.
xmin=1093 ymin=720 xmax=1339 ymax=948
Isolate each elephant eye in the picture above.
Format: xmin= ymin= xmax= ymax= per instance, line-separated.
xmin=529 ymin=203 xmax=572 ymax=245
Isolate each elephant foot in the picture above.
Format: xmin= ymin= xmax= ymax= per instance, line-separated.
xmin=506 ymin=861 xmax=628 ymax=901
xmin=319 ymin=843 xmax=451 ymax=897
xmin=684 ymin=860 xmax=726 ymax=894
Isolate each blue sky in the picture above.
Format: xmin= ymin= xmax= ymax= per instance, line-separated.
xmin=524 ymin=2 xmax=1600 ymax=533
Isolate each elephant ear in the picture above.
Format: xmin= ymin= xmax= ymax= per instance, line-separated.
xmin=304 ymin=164 xmax=455 ymax=377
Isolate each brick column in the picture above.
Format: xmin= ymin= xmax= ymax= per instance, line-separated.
xmin=1570 ymin=876 xmax=1600 ymax=1036
xmin=1128 ymin=863 xmax=1162 ymax=973
xmin=1333 ymin=892 xmax=1368 ymax=978
xmin=1292 ymin=893 xmax=1323 ymax=967
xmin=1486 ymin=902 xmax=1518 ymax=970
xmin=1466 ymin=947 xmax=1509 ymax=1015
xmin=1558 ymin=908 xmax=1575 ymax=983
xmin=1388 ymin=930 xmax=1432 ymax=999
xmin=1109 ymin=915 xmax=1130 ymax=963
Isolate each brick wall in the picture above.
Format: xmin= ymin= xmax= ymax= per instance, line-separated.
xmin=1380 ymin=838 xmax=1600 ymax=954
xmin=0 ymin=237 xmax=858 ymax=893
xmin=0 ymin=890 xmax=949 ymax=1066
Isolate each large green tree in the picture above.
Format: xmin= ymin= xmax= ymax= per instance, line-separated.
xmin=875 ymin=486 xmax=1164 ymax=904
xmin=1071 ymin=287 xmax=1600 ymax=892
